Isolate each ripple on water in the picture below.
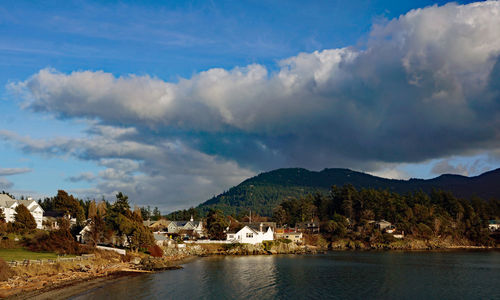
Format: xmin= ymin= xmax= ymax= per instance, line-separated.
xmin=71 ymin=251 xmax=500 ymax=300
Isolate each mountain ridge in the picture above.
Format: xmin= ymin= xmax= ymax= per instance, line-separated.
xmin=194 ymin=167 xmax=500 ymax=216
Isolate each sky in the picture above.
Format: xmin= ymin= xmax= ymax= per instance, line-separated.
xmin=1 ymin=0 xmax=499 ymax=212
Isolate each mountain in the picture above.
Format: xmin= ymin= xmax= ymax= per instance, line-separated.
xmin=195 ymin=168 xmax=500 ymax=216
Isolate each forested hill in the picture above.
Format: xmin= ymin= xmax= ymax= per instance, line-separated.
xmin=193 ymin=168 xmax=500 ymax=216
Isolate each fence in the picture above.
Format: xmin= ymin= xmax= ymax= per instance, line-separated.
xmin=7 ymin=254 xmax=95 ymax=268
xmin=184 ymin=240 xmax=233 ymax=244
xmin=96 ymin=245 xmax=126 ymax=255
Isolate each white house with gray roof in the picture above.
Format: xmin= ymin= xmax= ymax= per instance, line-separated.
xmin=226 ymin=224 xmax=274 ymax=245
xmin=0 ymin=194 xmax=44 ymax=229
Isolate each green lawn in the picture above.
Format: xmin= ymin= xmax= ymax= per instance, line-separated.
xmin=0 ymin=248 xmax=59 ymax=261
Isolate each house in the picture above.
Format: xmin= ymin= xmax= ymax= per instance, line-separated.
xmin=275 ymin=229 xmax=303 ymax=244
xmin=147 ymin=219 xmax=171 ymax=231
xmin=297 ymin=218 xmax=320 ymax=233
xmin=42 ymin=210 xmax=77 ymax=230
xmin=0 ymin=194 xmax=44 ymax=229
xmin=226 ymin=223 xmax=274 ymax=245
xmin=241 ymin=222 xmax=276 ymax=230
xmin=154 ymin=233 xmax=170 ymax=246
xmin=488 ymin=220 xmax=499 ymax=232
xmin=149 ymin=216 xmax=205 ymax=237
xmin=375 ymin=220 xmax=392 ymax=230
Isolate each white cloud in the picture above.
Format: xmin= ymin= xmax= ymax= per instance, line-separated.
xmin=0 ymin=167 xmax=32 ymax=176
xmin=3 ymin=1 xmax=500 ymax=210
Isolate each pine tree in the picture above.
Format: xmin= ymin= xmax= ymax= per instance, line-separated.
xmin=14 ymin=204 xmax=37 ymax=232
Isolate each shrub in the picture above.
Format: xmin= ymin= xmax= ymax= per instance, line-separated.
xmin=0 ymin=237 xmax=17 ymax=249
xmin=25 ymin=228 xmax=87 ymax=255
xmin=0 ymin=258 xmax=13 ymax=281
xmin=262 ymin=240 xmax=274 ymax=251
xmin=148 ymin=245 xmax=163 ymax=257
xmin=223 ymin=243 xmax=239 ymax=251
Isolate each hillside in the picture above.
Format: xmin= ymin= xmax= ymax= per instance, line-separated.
xmin=192 ymin=168 xmax=500 ymax=216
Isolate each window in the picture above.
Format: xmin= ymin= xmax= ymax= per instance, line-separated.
xmin=228 ymin=235 xmax=234 ymax=239
xmin=246 ymin=233 xmax=253 ymax=238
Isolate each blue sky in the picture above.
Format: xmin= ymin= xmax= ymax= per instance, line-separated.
xmin=1 ymin=0 xmax=499 ymax=212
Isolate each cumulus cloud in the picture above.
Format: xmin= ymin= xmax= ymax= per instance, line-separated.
xmin=4 ymin=1 xmax=500 ymax=210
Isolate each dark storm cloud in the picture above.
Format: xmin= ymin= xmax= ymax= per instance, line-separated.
xmin=4 ymin=2 xmax=500 ymax=210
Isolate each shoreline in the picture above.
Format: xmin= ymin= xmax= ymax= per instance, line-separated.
xmin=2 ymin=255 xmax=197 ymax=300
xmin=3 ymin=246 xmax=498 ymax=299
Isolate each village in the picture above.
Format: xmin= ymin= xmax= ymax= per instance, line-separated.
xmin=2 ymin=192 xmax=499 ymax=255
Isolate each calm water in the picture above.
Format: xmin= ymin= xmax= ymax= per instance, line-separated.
xmin=73 ymin=251 xmax=500 ymax=299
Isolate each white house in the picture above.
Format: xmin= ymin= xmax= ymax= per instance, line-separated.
xmin=489 ymin=220 xmax=499 ymax=232
xmin=0 ymin=194 xmax=44 ymax=229
xmin=226 ymin=224 xmax=274 ymax=245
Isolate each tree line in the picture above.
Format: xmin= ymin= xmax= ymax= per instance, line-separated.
xmin=273 ymin=185 xmax=500 ymax=245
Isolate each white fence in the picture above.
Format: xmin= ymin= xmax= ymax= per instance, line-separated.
xmin=184 ymin=240 xmax=233 ymax=244
xmin=96 ymin=245 xmax=126 ymax=255
xmin=7 ymin=254 xmax=96 ymax=267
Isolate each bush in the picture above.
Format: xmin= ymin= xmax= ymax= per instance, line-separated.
xmin=223 ymin=243 xmax=239 ymax=251
xmin=0 ymin=258 xmax=13 ymax=281
xmin=25 ymin=228 xmax=87 ymax=255
xmin=0 ymin=237 xmax=17 ymax=249
xmin=262 ymin=240 xmax=274 ymax=251
xmin=148 ymin=245 xmax=163 ymax=257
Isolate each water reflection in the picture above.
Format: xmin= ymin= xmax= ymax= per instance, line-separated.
xmin=72 ymin=251 xmax=500 ymax=300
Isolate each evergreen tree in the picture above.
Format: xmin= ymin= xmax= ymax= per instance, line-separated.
xmin=206 ymin=209 xmax=228 ymax=240
xmin=13 ymin=204 xmax=37 ymax=232
xmin=152 ymin=207 xmax=161 ymax=220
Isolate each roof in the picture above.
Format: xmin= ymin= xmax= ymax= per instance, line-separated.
xmin=228 ymin=225 xmax=270 ymax=235
xmin=489 ymin=220 xmax=499 ymax=225
xmin=377 ymin=220 xmax=391 ymax=224
xmin=0 ymin=195 xmax=44 ymax=212
xmin=0 ymin=194 xmax=17 ymax=208
xmin=172 ymin=221 xmax=202 ymax=227
xmin=154 ymin=233 xmax=169 ymax=241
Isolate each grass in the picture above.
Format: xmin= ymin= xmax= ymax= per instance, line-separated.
xmin=0 ymin=248 xmax=60 ymax=261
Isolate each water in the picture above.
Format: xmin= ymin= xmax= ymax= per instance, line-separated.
xmin=73 ymin=251 xmax=500 ymax=299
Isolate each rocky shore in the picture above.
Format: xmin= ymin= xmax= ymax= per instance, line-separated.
xmin=2 ymin=240 xmax=497 ymax=299
xmin=0 ymin=251 xmax=190 ymax=299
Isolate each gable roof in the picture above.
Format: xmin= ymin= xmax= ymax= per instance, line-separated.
xmin=0 ymin=194 xmax=17 ymax=208
xmin=0 ymin=195 xmax=44 ymax=212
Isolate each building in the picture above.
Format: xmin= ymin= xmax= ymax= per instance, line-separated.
xmin=296 ymin=218 xmax=320 ymax=233
xmin=375 ymin=220 xmax=392 ymax=230
xmin=275 ymin=229 xmax=303 ymax=244
xmin=153 ymin=233 xmax=170 ymax=246
xmin=0 ymin=194 xmax=44 ymax=229
xmin=146 ymin=216 xmax=204 ymax=237
xmin=489 ymin=220 xmax=499 ymax=232
xmin=226 ymin=223 xmax=274 ymax=245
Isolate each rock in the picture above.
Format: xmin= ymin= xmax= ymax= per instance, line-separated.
xmin=131 ymin=257 xmax=141 ymax=265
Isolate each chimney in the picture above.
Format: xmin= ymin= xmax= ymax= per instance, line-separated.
xmin=260 ymin=223 xmax=263 ymax=232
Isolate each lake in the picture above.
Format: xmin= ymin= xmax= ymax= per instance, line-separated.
xmin=72 ymin=251 xmax=500 ymax=299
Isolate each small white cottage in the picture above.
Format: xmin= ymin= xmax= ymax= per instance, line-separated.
xmin=226 ymin=224 xmax=274 ymax=245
